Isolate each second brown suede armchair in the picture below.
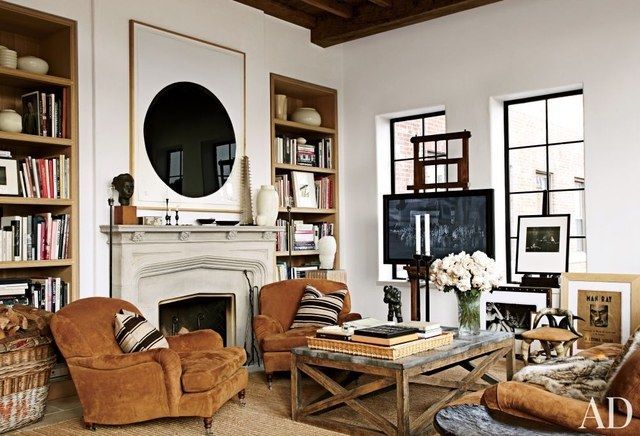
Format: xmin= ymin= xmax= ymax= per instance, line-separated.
xmin=50 ymin=297 xmax=248 ymax=433
xmin=253 ymin=279 xmax=361 ymax=388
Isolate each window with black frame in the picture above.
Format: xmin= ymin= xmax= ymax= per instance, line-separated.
xmin=504 ymin=90 xmax=586 ymax=283
xmin=389 ymin=111 xmax=446 ymax=279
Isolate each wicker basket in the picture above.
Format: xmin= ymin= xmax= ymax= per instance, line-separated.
xmin=0 ymin=337 xmax=56 ymax=433
xmin=307 ymin=331 xmax=454 ymax=360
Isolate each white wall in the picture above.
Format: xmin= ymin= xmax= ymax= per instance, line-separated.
xmin=341 ymin=0 xmax=640 ymax=324
xmin=8 ymin=0 xmax=342 ymax=298
xmin=9 ymin=0 xmax=640 ymax=323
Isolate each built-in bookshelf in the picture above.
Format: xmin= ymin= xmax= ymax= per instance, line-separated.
xmin=270 ymin=73 xmax=339 ymax=271
xmin=0 ymin=2 xmax=78 ymax=314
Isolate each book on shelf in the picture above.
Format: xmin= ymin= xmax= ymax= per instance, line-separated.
xmin=314 ymin=176 xmax=333 ymax=209
xmin=276 ymin=262 xmax=288 ymax=281
xmin=274 ymin=174 xmax=291 ymax=207
xmin=0 ymin=277 xmax=70 ymax=313
xmin=17 ymin=155 xmax=70 ymax=199
xmin=0 ymin=213 xmax=70 ymax=261
xmin=274 ymin=135 xmax=332 ymax=169
xmin=21 ymin=89 xmax=68 ymax=138
xmin=276 ymin=219 xmax=335 ymax=253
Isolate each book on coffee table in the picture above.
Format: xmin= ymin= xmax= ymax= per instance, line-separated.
xmin=315 ymin=325 xmax=353 ymax=341
xmin=351 ymin=325 xmax=420 ymax=347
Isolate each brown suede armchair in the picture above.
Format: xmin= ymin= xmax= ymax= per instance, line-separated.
xmin=50 ymin=297 xmax=248 ymax=433
xmin=253 ymin=279 xmax=361 ymax=388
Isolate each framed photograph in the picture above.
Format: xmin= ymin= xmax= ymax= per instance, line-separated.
xmin=0 ymin=158 xmax=19 ymax=196
xmin=515 ymin=214 xmax=570 ymax=274
xmin=382 ymin=189 xmax=494 ymax=264
xmin=561 ymin=273 xmax=640 ymax=350
xmin=292 ymin=171 xmax=317 ymax=208
xmin=480 ymin=287 xmax=551 ymax=355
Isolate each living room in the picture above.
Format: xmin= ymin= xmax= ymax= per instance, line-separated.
xmin=0 ymin=0 xmax=639 ymax=434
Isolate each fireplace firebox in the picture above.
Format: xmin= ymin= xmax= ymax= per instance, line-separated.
xmin=158 ymin=293 xmax=236 ymax=346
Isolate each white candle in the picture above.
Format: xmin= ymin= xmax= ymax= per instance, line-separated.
xmin=415 ymin=214 xmax=421 ymax=255
xmin=424 ymin=214 xmax=431 ymax=256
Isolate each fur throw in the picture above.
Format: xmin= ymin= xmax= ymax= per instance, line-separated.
xmin=513 ymin=356 xmax=612 ymax=401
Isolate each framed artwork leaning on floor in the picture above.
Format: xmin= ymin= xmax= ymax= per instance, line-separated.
xmin=561 ymin=272 xmax=640 ymax=350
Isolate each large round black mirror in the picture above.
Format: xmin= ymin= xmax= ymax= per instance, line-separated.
xmin=143 ymin=82 xmax=236 ymax=198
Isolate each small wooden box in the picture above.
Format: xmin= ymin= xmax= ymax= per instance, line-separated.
xmin=114 ymin=206 xmax=138 ymax=225
xmin=305 ymin=269 xmax=347 ymax=284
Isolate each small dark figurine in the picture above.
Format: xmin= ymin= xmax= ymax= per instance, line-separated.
xmin=383 ymin=285 xmax=403 ymax=323
xmin=111 ymin=173 xmax=135 ymax=206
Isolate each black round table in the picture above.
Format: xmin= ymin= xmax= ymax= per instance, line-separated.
xmin=434 ymin=404 xmax=595 ymax=436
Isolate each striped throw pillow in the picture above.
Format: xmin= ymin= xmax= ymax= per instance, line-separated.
xmin=114 ymin=309 xmax=169 ymax=353
xmin=290 ymin=285 xmax=347 ymax=329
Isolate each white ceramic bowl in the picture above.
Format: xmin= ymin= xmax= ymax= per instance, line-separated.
xmin=17 ymin=56 xmax=49 ymax=75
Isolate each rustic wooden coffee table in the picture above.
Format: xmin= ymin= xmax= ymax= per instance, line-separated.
xmin=290 ymin=330 xmax=514 ymax=436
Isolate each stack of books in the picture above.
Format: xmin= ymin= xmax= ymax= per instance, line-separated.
xmin=312 ymin=318 xmax=452 ymax=360
xmin=296 ymin=143 xmax=316 ymax=166
xmin=274 ymin=136 xmax=333 ymax=169
xmin=0 ymin=214 xmax=71 ymax=261
xmin=0 ymin=277 xmax=70 ymax=312
xmin=18 ymin=155 xmax=71 ymax=199
xmin=280 ymin=220 xmax=333 ymax=252
xmin=293 ymin=221 xmax=315 ymax=251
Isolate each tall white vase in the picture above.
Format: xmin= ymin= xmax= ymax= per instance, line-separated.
xmin=318 ymin=236 xmax=337 ymax=270
xmin=256 ymin=185 xmax=279 ymax=226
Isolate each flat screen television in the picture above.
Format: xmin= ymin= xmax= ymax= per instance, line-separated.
xmin=383 ymin=189 xmax=495 ymax=264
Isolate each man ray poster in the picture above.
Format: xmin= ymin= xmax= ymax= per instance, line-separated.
xmin=577 ymin=290 xmax=621 ymax=349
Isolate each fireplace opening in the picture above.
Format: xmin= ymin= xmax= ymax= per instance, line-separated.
xmin=158 ymin=293 xmax=236 ymax=346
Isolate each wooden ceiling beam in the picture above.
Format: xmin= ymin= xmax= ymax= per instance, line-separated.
xmin=312 ymin=0 xmax=502 ymax=47
xmin=368 ymin=0 xmax=392 ymax=6
xmin=300 ymin=0 xmax=353 ymax=19
xmin=234 ymin=0 xmax=317 ymax=29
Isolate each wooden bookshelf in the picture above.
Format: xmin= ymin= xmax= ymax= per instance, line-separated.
xmin=0 ymin=2 xmax=79 ymax=306
xmin=270 ymin=73 xmax=339 ymax=269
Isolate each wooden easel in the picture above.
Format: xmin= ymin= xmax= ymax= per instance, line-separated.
xmin=405 ymin=131 xmax=471 ymax=321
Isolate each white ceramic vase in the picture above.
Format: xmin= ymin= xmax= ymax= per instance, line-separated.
xmin=256 ymin=185 xmax=279 ymax=226
xmin=318 ymin=236 xmax=337 ymax=270
xmin=0 ymin=109 xmax=22 ymax=133
xmin=17 ymin=56 xmax=49 ymax=74
xmin=291 ymin=107 xmax=321 ymax=126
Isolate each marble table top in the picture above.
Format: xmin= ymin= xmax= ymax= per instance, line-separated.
xmin=292 ymin=329 xmax=514 ymax=370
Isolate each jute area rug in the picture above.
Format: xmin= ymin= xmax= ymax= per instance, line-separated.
xmin=16 ymin=363 xmax=507 ymax=435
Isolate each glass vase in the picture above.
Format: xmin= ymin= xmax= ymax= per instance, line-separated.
xmin=456 ymin=289 xmax=481 ymax=336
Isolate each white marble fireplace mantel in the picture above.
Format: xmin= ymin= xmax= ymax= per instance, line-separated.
xmin=99 ymin=225 xmax=283 ymax=346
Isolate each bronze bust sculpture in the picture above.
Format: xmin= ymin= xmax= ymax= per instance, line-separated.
xmin=112 ymin=173 xmax=135 ymax=206
xmin=383 ymin=285 xmax=403 ymax=323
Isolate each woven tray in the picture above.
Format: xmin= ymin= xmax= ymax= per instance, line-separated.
xmin=307 ymin=331 xmax=454 ymax=360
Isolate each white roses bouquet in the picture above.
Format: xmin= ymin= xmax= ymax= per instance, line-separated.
xmin=429 ymin=251 xmax=503 ymax=294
